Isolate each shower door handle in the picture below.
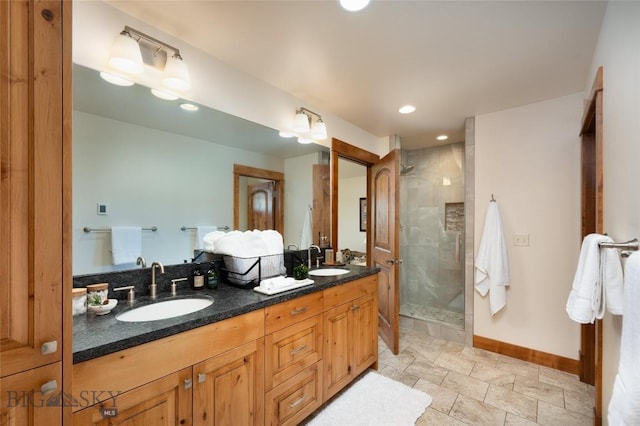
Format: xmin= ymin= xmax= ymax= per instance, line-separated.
xmin=455 ymin=232 xmax=462 ymax=263
xmin=386 ymin=259 xmax=403 ymax=265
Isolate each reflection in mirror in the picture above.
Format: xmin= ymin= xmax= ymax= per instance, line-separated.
xmin=338 ymin=157 xmax=367 ymax=254
xmin=72 ymin=63 xmax=325 ymax=275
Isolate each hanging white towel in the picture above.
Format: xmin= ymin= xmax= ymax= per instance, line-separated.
xmin=300 ymin=208 xmax=312 ymax=249
xmin=474 ymin=201 xmax=510 ymax=315
xmin=196 ymin=226 xmax=218 ymax=250
xmin=111 ymin=226 xmax=142 ymax=265
xmin=565 ymin=234 xmax=624 ymax=324
xmin=608 ymin=251 xmax=640 ymax=425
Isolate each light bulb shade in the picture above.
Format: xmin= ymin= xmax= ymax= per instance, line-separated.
xmin=292 ymin=112 xmax=310 ymax=133
xmin=108 ymin=32 xmax=144 ymax=74
xmin=297 ymin=137 xmax=314 ymax=145
xmin=339 ymin=0 xmax=370 ymax=12
xmin=151 ymin=88 xmax=179 ymax=100
xmin=100 ymin=71 xmax=134 ymax=87
xmin=163 ymin=55 xmax=191 ymax=91
xmin=310 ymin=121 xmax=327 ymax=140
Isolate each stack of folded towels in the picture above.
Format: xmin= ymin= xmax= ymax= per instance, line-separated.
xmin=258 ymin=276 xmax=295 ymax=292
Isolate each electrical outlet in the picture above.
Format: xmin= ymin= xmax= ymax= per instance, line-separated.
xmin=514 ymin=233 xmax=529 ymax=246
xmin=97 ymin=203 xmax=108 ymax=215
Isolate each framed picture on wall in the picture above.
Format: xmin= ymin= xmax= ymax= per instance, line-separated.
xmin=359 ymin=197 xmax=367 ymax=232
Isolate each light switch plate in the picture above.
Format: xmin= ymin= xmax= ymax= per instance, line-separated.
xmin=514 ymin=233 xmax=529 ymax=246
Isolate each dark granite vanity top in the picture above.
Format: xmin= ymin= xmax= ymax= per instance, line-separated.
xmin=73 ymin=265 xmax=378 ymax=363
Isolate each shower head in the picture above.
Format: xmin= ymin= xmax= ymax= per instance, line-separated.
xmin=400 ymin=163 xmax=414 ymax=175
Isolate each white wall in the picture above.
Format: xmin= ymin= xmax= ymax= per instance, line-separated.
xmin=474 ymin=93 xmax=583 ymax=359
xmin=73 ymin=111 xmax=282 ymax=275
xmin=284 ymin=152 xmax=321 ymax=249
xmin=585 ymin=3 xmax=640 ymax=423
xmin=338 ymin=176 xmax=367 ymax=253
xmin=72 ymin=1 xmax=384 ymax=157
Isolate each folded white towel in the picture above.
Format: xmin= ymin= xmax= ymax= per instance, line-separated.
xmin=608 ymin=251 xmax=640 ymax=425
xmin=203 ymin=231 xmax=226 ymax=253
xmin=566 ymin=234 xmax=624 ymax=323
xmin=260 ymin=276 xmax=295 ymax=291
xmin=475 ymin=201 xmax=510 ymax=315
xmin=196 ymin=226 xmax=218 ymax=250
xmin=111 ymin=226 xmax=142 ymax=265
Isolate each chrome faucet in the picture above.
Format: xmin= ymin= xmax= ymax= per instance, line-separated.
xmin=308 ymin=245 xmax=321 ymax=269
xmin=150 ymin=261 xmax=164 ymax=299
xmin=136 ymin=256 xmax=146 ymax=268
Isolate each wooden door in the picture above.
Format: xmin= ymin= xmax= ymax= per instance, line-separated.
xmin=193 ymin=339 xmax=264 ymax=426
xmin=1 ymin=363 xmax=62 ymax=425
xmin=370 ymin=149 xmax=400 ymax=354
xmin=1 ymin=0 xmax=68 ymax=382
xmin=580 ymin=67 xmax=603 ymax=425
xmin=72 ymin=368 xmax=192 ymax=426
xmin=248 ymin=181 xmax=275 ymax=230
xmin=312 ymin=164 xmax=331 ymax=246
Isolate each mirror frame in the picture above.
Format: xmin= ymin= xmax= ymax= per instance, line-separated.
xmin=330 ymin=138 xmax=379 ymax=262
xmin=233 ymin=164 xmax=284 ymax=235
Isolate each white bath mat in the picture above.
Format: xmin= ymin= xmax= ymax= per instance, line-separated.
xmin=307 ymin=370 xmax=432 ymax=426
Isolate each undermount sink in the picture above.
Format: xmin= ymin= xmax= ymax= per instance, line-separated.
xmin=308 ymin=268 xmax=350 ymax=277
xmin=116 ymin=296 xmax=213 ymax=322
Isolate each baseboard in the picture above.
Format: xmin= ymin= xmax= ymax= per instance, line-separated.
xmin=473 ymin=335 xmax=580 ymax=375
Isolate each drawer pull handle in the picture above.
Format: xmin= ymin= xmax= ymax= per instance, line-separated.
xmin=41 ymin=340 xmax=58 ymax=355
xmin=290 ymin=307 xmax=307 ymax=316
xmin=290 ymin=344 xmax=308 ymax=356
xmin=290 ymin=395 xmax=306 ymax=408
xmin=184 ymin=379 xmax=192 ymax=389
xmin=351 ymin=304 xmax=360 ymax=311
xmin=40 ymin=380 xmax=58 ymax=396
xmin=198 ymin=373 xmax=206 ymax=384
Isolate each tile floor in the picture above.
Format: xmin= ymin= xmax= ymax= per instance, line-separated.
xmin=377 ymin=328 xmax=595 ymax=425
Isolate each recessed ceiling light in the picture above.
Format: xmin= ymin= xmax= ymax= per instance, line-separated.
xmin=339 ymin=0 xmax=370 ymax=12
xmin=180 ymin=103 xmax=199 ymax=112
xmin=151 ymin=88 xmax=179 ymax=100
xmin=399 ymin=105 xmax=416 ymax=114
xmin=436 ymin=135 xmax=449 ymax=141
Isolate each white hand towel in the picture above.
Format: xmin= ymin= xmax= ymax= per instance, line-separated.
xmin=608 ymin=251 xmax=640 ymax=425
xmin=196 ymin=226 xmax=218 ymax=250
xmin=111 ymin=226 xmax=142 ymax=265
xmin=300 ymin=208 xmax=312 ymax=249
xmin=203 ymin=230 xmax=226 ymax=253
xmin=474 ymin=201 xmax=510 ymax=315
xmin=566 ymin=234 xmax=624 ymax=324
xmin=260 ymin=276 xmax=295 ymax=291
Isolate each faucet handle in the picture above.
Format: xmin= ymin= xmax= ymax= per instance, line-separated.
xmin=171 ymin=278 xmax=188 ymax=296
xmin=113 ymin=286 xmax=136 ymax=303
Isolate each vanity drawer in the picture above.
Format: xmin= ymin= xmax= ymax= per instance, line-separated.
xmin=265 ymin=315 xmax=323 ymax=390
xmin=265 ymin=292 xmax=323 ymax=334
xmin=323 ymin=275 xmax=376 ymax=310
xmin=265 ymin=361 xmax=323 ymax=426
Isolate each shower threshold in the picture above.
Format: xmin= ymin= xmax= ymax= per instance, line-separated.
xmin=400 ymin=303 xmax=464 ymax=329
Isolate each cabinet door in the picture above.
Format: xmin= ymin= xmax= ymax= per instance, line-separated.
xmin=0 ymin=362 xmax=62 ymax=425
xmin=193 ymin=338 xmax=264 ymax=426
xmin=351 ymin=293 xmax=378 ymax=377
xmin=71 ymin=367 xmax=192 ymax=426
xmin=1 ymin=0 xmax=66 ymax=377
xmin=323 ymin=303 xmax=352 ymax=400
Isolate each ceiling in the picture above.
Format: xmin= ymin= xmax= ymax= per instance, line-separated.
xmin=105 ymin=0 xmax=607 ymax=151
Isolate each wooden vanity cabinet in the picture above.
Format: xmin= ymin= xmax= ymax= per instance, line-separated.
xmin=72 ymin=367 xmax=192 ymax=426
xmin=322 ymin=275 xmax=378 ymax=401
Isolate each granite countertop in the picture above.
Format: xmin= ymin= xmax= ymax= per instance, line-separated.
xmin=73 ymin=264 xmax=378 ymax=363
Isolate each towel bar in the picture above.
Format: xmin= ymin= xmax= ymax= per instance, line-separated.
xmin=181 ymin=225 xmax=230 ymax=231
xmin=83 ymin=226 xmax=157 ymax=233
xmin=599 ymin=238 xmax=638 ymax=258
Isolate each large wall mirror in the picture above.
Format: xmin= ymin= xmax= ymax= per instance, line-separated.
xmin=72 ymin=63 xmax=327 ymax=275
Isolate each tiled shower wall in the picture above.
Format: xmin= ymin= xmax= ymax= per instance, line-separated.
xmin=400 ymin=142 xmax=465 ymax=320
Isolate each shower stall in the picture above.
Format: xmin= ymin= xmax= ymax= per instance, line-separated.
xmin=399 ymin=142 xmax=465 ymax=329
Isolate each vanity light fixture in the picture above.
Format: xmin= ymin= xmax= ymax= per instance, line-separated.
xmin=291 ymin=107 xmax=328 ymax=143
xmin=279 ymin=130 xmax=296 ymax=138
xmin=398 ymin=105 xmax=416 ymax=114
xmin=436 ymin=134 xmax=449 ymax=141
xmin=151 ymin=88 xmax=179 ymax=101
xmin=99 ymin=71 xmax=134 ymax=87
xmin=102 ymin=25 xmax=191 ymax=93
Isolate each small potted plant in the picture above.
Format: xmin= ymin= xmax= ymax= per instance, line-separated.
xmin=293 ymin=264 xmax=309 ymax=281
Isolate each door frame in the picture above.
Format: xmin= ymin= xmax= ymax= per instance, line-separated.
xmin=233 ymin=164 xmax=284 ymax=235
xmin=579 ymin=66 xmax=603 ymax=425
